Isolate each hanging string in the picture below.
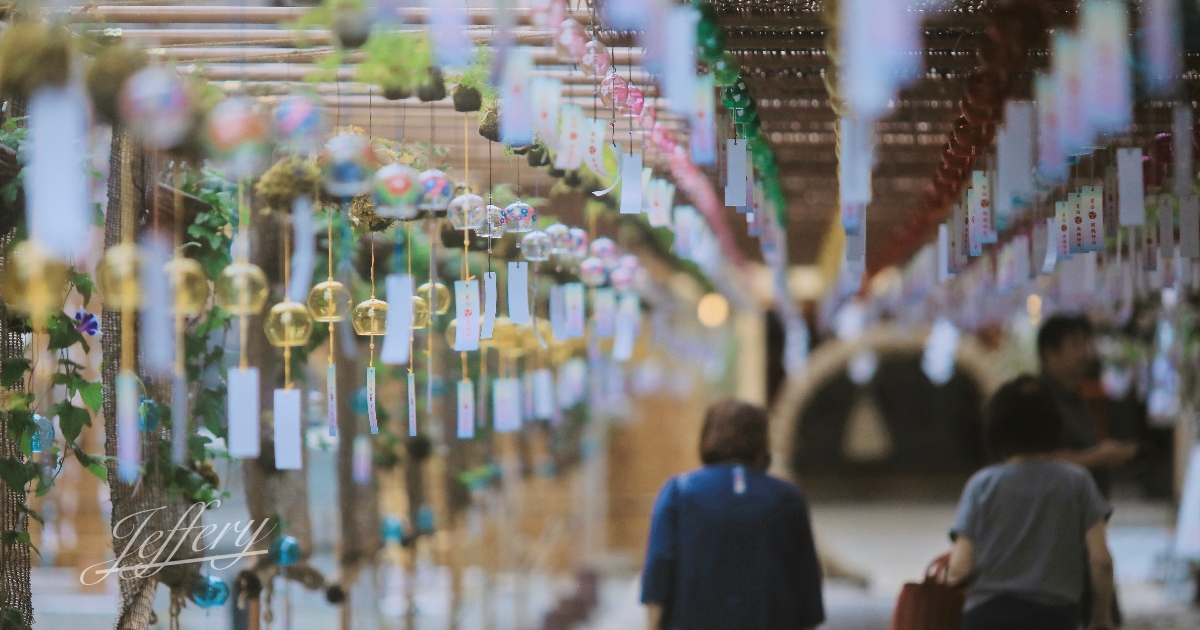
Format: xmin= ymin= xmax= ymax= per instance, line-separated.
xmin=327 ymin=206 xmax=335 ymax=369
xmin=284 ymin=222 xmax=292 ymax=389
xmin=238 ymin=179 xmax=250 ymax=371
xmin=370 ymin=238 xmax=376 ymax=369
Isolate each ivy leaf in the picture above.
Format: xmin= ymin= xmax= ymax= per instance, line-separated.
xmin=45 ymin=312 xmax=86 ymax=352
xmin=0 ymin=456 xmax=37 ymax=494
xmin=73 ymin=447 xmax=109 ymax=481
xmin=71 ymin=270 xmax=95 ymax=304
xmin=78 ymin=381 xmax=103 ymax=413
xmin=50 ymin=402 xmax=91 ymax=444
xmin=0 ymin=357 xmax=29 ymax=388
xmin=1 ymin=530 xmax=40 ymax=556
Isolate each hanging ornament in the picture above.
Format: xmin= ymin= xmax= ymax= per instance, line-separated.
xmin=351 ymin=298 xmax=389 ymax=336
xmin=712 ymin=52 xmax=740 ymax=87
xmin=599 ymin=72 xmax=630 ymax=110
xmin=589 ymin=237 xmax=618 ymax=262
xmin=333 ymin=7 xmax=373 ymax=49
xmin=696 ymin=14 xmax=727 ymax=64
xmin=544 ymin=222 xmax=571 ymax=255
xmin=579 ymin=257 xmax=607 ymax=286
xmin=307 ymin=279 xmax=352 ymax=322
xmin=417 ymin=169 xmax=454 ymax=211
xmin=567 ymin=227 xmax=589 ymax=255
xmin=478 ymin=205 xmax=508 ymax=239
xmin=1 ymin=240 xmax=70 ymax=323
xmin=29 ymin=414 xmax=53 ymax=454
xmin=411 ymin=295 xmax=431 ymax=328
xmin=119 ymin=66 xmax=192 ymax=150
xmin=504 ymin=200 xmax=537 ymax=233
xmin=416 ymin=505 xmax=436 ymax=534
xmin=610 ymin=265 xmax=635 ymax=291
xmin=373 ymin=163 xmax=421 ymax=219
xmin=265 ymin=300 xmax=315 ymax=347
xmin=381 ymin=515 xmax=405 ymax=544
xmin=206 ymin=96 xmax=272 ymax=180
xmin=722 ymin=78 xmax=750 ymax=110
xmin=581 ymin=40 xmax=611 ymax=77
xmin=448 ymin=193 xmax=487 ymax=230
xmin=214 ymin=263 xmax=270 ymax=315
xmin=625 ymin=86 xmax=645 ymax=117
xmin=96 ymin=243 xmax=143 ymax=311
xmin=272 ymin=94 xmax=326 ymax=156
xmin=555 ymin=18 xmax=588 ymax=63
xmin=320 ymin=132 xmax=380 ymax=198
xmin=163 ymin=257 xmax=210 ymax=318
xmin=139 ymin=397 xmax=162 ymax=431
xmin=190 ymin=574 xmax=230 ymax=608
xmin=521 ymin=230 xmax=553 ymax=261
xmin=416 ymin=282 xmax=451 ymax=316
xmin=269 ymin=535 xmax=302 ymax=567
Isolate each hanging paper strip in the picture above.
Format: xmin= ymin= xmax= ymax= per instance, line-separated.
xmin=690 ymin=74 xmax=716 ymax=165
xmin=171 ymin=374 xmax=188 ymax=465
xmin=951 ymin=204 xmax=967 ymax=271
xmin=533 ymin=369 xmax=555 ymax=420
xmin=522 ymin=372 xmax=536 ymax=421
xmin=531 ymin=77 xmax=563 ymax=150
xmin=973 ymin=171 xmax=996 ymax=243
xmin=1035 ymin=74 xmax=1068 ymax=183
xmin=1013 ymin=234 xmax=1031 ymax=282
xmin=937 ymin=224 xmax=950 ymax=281
xmin=429 ymin=0 xmax=472 ymax=68
xmin=664 ymin=5 xmax=699 ymax=115
xmin=289 ymin=196 xmax=316 ymax=302
xmin=1118 ymin=148 xmax=1146 ymax=225
xmin=482 ymin=272 xmax=498 ymax=339
xmin=1142 ymin=0 xmax=1181 ymax=97
xmin=839 ymin=116 xmax=874 ymax=215
xmin=500 ymin=48 xmax=534 ymax=146
xmin=507 ymin=262 xmax=530 ymax=324
xmin=493 ymin=378 xmax=521 ymax=432
xmin=725 ymin=139 xmax=748 ymax=207
xmin=845 ymin=222 xmax=866 ymax=272
xmin=549 ymin=285 xmax=567 ymax=341
xmin=593 ymin=287 xmax=616 ymax=338
xmin=352 ymin=435 xmax=371 ymax=485
xmin=583 ymin=119 xmax=609 ymax=178
xmin=640 ymin=167 xmax=653 ymax=214
xmin=612 ymin=292 xmax=640 ymax=362
xmin=381 ymin=273 xmax=414 ymax=364
xmin=565 ymin=283 xmax=585 ymax=338
xmin=1068 ymin=192 xmax=1086 ymax=255
xmin=1052 ymin=33 xmax=1088 ymax=156
xmin=367 ymin=366 xmax=378 ymax=435
xmin=647 ymin=180 xmax=674 ymax=227
xmin=1081 ymin=1 xmax=1132 ymax=135
xmin=1144 ymin=222 xmax=1160 ymax=271
xmin=1104 ymin=166 xmax=1118 ymax=238
xmin=490 ymin=0 xmax=516 ymax=84
xmin=1055 ymin=201 xmax=1073 ymax=260
xmin=619 ymin=153 xmax=644 ymax=214
xmin=117 ymin=372 xmax=140 ymax=483
xmin=966 ymin=190 xmax=983 ymax=256
xmin=1176 ymin=105 xmax=1194 ymax=197
xmin=997 ymin=101 xmax=1035 ymax=223
xmin=457 ymin=379 xmax=475 ymax=439
xmin=27 ymin=86 xmax=89 ymax=259
xmin=454 ymin=279 xmax=481 ymax=351
xmin=274 ymin=388 xmax=303 ymax=470
xmin=554 ymin=104 xmax=587 ymax=170
xmin=327 ymin=363 xmax=338 ymax=436
xmin=946 ymin=218 xmax=961 ymax=275
xmin=1160 ymin=196 xmax=1176 ymax=261
xmin=228 ymin=367 xmax=261 ymax=458
xmin=1041 ymin=218 xmax=1058 ymax=273
xmin=1030 ymin=220 xmax=1047 ymax=276
xmin=139 ymin=236 xmax=174 ymax=375
xmin=1181 ymin=195 xmax=1200 ymax=258
xmin=604 ymin=0 xmax=646 ymax=29
xmin=407 ymin=371 xmax=417 ymax=437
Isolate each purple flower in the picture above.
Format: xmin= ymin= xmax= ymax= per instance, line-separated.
xmin=74 ymin=309 xmax=99 ymax=336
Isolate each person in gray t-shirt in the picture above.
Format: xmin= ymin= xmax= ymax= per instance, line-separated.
xmin=947 ymin=376 xmax=1115 ymax=630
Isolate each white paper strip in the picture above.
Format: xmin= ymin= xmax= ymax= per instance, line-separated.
xmin=647 ymin=180 xmax=674 ymax=227
xmin=1105 ymin=166 xmax=1118 ymax=237
xmin=482 ymin=272 xmax=498 ymax=339
xmin=1181 ymin=195 xmax=1200 ymax=258
xmin=664 ymin=5 xmax=699 ymax=115
xmin=531 ymin=77 xmax=562 ymax=150
xmin=947 ymin=215 xmax=962 ymax=274
xmin=500 ymin=48 xmax=534 ymax=146
xmin=493 ymin=378 xmax=521 ymax=432
xmin=327 ymin=363 xmax=338 ymax=436
xmin=429 ymin=0 xmax=471 ymax=67
xmin=1012 ymin=234 xmax=1031 ymax=283
xmin=352 ymin=435 xmax=371 ymax=484
xmin=27 ymin=86 xmax=89 ymax=260
xmin=839 ymin=116 xmax=874 ymax=207
xmin=117 ymin=372 xmax=140 ymax=483
xmin=583 ymin=119 xmax=609 ymax=178
xmin=1055 ymin=201 xmax=1072 ymax=259
xmin=1176 ymin=104 xmax=1194 ymax=196
xmin=564 ymin=283 xmax=585 ymax=338
xmin=1161 ymin=195 xmax=1176 ymax=261
xmin=454 ymin=279 xmax=480 ymax=351
xmin=1085 ymin=186 xmax=1104 ymax=251
xmin=1036 ymin=74 xmax=1068 ymax=183
xmin=1053 ymin=33 xmax=1088 ymax=156
xmin=140 ymin=236 xmax=174 ymax=374
xmin=975 ymin=171 xmax=996 ymax=243
xmin=937 ymin=224 xmax=950 ymax=281
xmin=1118 ymin=147 xmax=1146 ymax=225
xmin=725 ymin=139 xmax=748 ymax=206
xmin=1068 ymin=192 xmax=1086 ymax=254
xmin=554 ymin=103 xmax=587 ymax=169
xmin=289 ymin=196 xmax=316 ymax=302
xmin=457 ymin=379 xmax=475 ymax=438
xmin=171 ymin=374 xmax=188 ymax=465
xmin=612 ymin=292 xmax=640 ymax=362
xmin=549 ymin=285 xmax=567 ymax=341
xmin=1081 ymin=1 xmax=1132 ymax=135
xmin=507 ymin=262 xmax=530 ymax=324
xmin=407 ymin=371 xmax=417 ymax=436
xmin=533 ymin=369 xmax=555 ymax=419
xmin=273 ymin=388 xmax=303 ymax=470
xmin=228 ymin=367 xmax=260 ymax=458
xmin=380 ymin=274 xmax=414 ymax=364
xmin=690 ymin=73 xmax=716 ymax=165
xmin=619 ymin=152 xmax=644 ymax=214
xmin=1031 ymin=219 xmax=1049 ymax=275
xmin=1143 ymin=0 xmax=1181 ymax=97
xmin=593 ymin=287 xmax=616 ymax=338
xmin=367 ymin=366 xmax=378 ymax=434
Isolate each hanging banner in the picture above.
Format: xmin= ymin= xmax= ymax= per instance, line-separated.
xmin=327 ymin=363 xmax=338 ymax=437
xmin=612 ymin=292 xmax=640 ymax=362
xmin=274 ymin=388 xmax=303 ymax=470
xmin=381 ymin=273 xmax=414 ymax=364
xmin=647 ymin=179 xmax=675 ymax=227
xmin=1012 ymin=234 xmax=1032 ymax=285
xmin=973 ymin=171 xmax=996 ymax=243
xmin=1068 ymin=192 xmax=1087 ymax=254
xmin=1181 ymin=195 xmax=1200 ymax=258
xmin=997 ymin=101 xmax=1035 ymax=222
xmin=619 ymin=152 xmax=644 ymax=214
xmin=367 ymin=366 xmax=378 ymax=434
xmin=1036 ymin=74 xmax=1068 ymax=183
xmin=549 ymin=285 xmax=567 ymax=341
xmin=228 ymin=367 xmax=261 ymax=458
xmin=27 ymin=86 xmax=89 ymax=260
xmin=1118 ymin=147 xmax=1146 ymax=225
xmin=482 ymin=271 xmax=498 ymax=339
xmin=565 ymin=283 xmax=585 ymax=338
xmin=1176 ymin=104 xmax=1194 ymax=197
xmin=967 ymin=189 xmax=983 ymax=256
xmin=407 ymin=371 xmax=417 ymax=436
xmin=533 ymin=369 xmax=555 ymax=419
xmin=1160 ymin=195 xmax=1176 ymax=261
xmin=454 ymin=279 xmax=480 ymax=351
xmin=690 ymin=74 xmax=717 ymax=165
xmin=738 ymin=163 xmax=755 ymax=213
xmin=594 ymin=287 xmax=616 ymax=338
xmin=664 ymin=5 xmax=699 ymax=115
xmin=1030 ymin=219 xmax=1050 ymax=274
xmin=457 ymin=379 xmax=475 ymax=439
xmin=507 ymin=262 xmax=531 ymax=324
xmin=500 ymin=48 xmax=534 ymax=146
xmin=117 ymin=372 xmax=140 ymax=483
xmin=1055 ymin=201 xmax=1073 ymax=259
xmin=493 ymin=378 xmax=521 ymax=432
xmin=1052 ymin=33 xmax=1089 ymax=156
xmin=1081 ymin=0 xmax=1132 ymax=135
xmin=726 ymin=139 xmax=748 ymax=206
xmin=1084 ymin=186 xmax=1105 ymax=251
xmin=531 ymin=77 xmax=562 ymax=150
xmin=554 ymin=103 xmax=587 ymax=169
xmin=1145 ymin=219 xmax=1161 ymax=271
xmin=583 ymin=119 xmax=609 ymax=178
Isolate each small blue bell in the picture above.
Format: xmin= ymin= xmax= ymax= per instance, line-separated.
xmin=139 ymin=397 xmax=161 ymax=431
xmin=381 ymin=515 xmax=404 ymax=544
xmin=353 ymin=386 xmax=369 ymax=415
xmin=30 ymin=414 xmax=54 ymax=454
xmin=269 ymin=535 xmax=301 ymax=567
xmin=190 ymin=574 xmax=229 ymax=608
xmin=416 ymin=505 xmax=435 ymax=535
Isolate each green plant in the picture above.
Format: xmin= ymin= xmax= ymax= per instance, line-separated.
xmin=355 ymin=32 xmax=431 ymax=94
xmin=448 ymin=45 xmax=498 ymax=110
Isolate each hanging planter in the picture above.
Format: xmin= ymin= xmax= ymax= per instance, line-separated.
xmin=451 ymin=84 xmax=482 ymax=112
xmin=416 ymin=66 xmax=447 ymax=102
xmin=478 ymin=105 xmax=500 ymax=142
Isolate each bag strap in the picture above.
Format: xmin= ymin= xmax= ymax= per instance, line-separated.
xmin=923 ymin=553 xmax=952 ymax=584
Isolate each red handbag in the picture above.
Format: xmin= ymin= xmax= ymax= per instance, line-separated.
xmin=890 ymin=553 xmax=966 ymax=630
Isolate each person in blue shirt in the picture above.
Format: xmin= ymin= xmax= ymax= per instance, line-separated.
xmin=641 ymin=399 xmax=826 ymax=630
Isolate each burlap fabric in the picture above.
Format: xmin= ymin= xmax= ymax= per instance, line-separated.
xmin=0 ymin=226 xmax=33 ymax=628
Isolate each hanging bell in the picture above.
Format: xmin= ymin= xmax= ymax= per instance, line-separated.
xmin=416 ymin=282 xmax=451 ymax=316
xmin=504 ymin=201 xmax=537 ymax=233
xmin=417 ymin=169 xmax=454 ymax=212
xmin=96 ymin=243 xmax=144 ymax=311
xmin=722 ymin=79 xmax=750 ymax=110
xmin=351 ymin=298 xmax=388 ymax=336
xmin=696 ymin=15 xmax=727 ymax=64
xmin=269 ymin=534 xmax=302 ymax=567
xmin=190 ymin=574 xmax=230 ymax=608
xmin=579 ymin=257 xmax=607 ymax=286
xmin=521 ymin=230 xmax=553 ymax=262
xmin=712 ymin=52 xmax=740 ymax=87
xmin=381 ymin=515 xmax=405 ymax=544
xmin=320 ymin=132 xmax=380 ymax=198
xmin=206 ymin=96 xmax=272 ymax=181
xmin=411 ymin=295 xmax=431 ymax=329
xmin=581 ymin=40 xmax=611 ymax=77
xmin=213 ymin=263 xmax=270 ymax=315
xmin=1 ymin=240 xmax=70 ymax=323
xmin=544 ymin=223 xmax=571 ymax=255
xmin=265 ymin=300 xmax=315 ymax=347
xmin=29 ymin=413 xmax=54 ymax=454
xmin=373 ymin=163 xmax=421 ymax=219
xmin=447 ymin=193 xmax=487 ymax=230
xmin=164 ymin=257 xmax=210 ymax=318
xmin=477 ymin=205 xmax=507 ymax=239
xmin=307 ymin=279 xmax=352 ymax=322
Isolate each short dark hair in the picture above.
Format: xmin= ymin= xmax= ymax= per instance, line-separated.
xmin=699 ymin=399 xmax=771 ymax=469
xmin=985 ymin=376 xmax=1062 ymax=460
xmin=1037 ymin=314 xmax=1093 ymax=357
